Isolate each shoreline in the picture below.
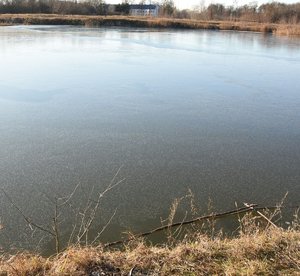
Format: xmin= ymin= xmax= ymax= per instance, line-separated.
xmin=0 ymin=203 xmax=299 ymax=274
xmin=0 ymin=14 xmax=300 ymax=36
xmin=0 ymin=227 xmax=299 ymax=275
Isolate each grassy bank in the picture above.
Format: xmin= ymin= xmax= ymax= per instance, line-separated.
xmin=0 ymin=14 xmax=300 ymax=36
xmin=0 ymin=227 xmax=299 ymax=275
xmin=0 ymin=199 xmax=299 ymax=275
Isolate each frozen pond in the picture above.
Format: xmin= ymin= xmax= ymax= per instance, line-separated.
xmin=0 ymin=26 xmax=300 ymax=252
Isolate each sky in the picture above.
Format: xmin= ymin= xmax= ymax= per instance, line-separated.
xmin=108 ymin=0 xmax=299 ymax=9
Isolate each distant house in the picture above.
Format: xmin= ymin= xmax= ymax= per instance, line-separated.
xmin=129 ymin=4 xmax=159 ymax=17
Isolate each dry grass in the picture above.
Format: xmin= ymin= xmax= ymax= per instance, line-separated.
xmin=0 ymin=227 xmax=299 ymax=275
xmin=275 ymin=24 xmax=300 ymax=36
xmin=1 ymin=192 xmax=299 ymax=275
xmin=0 ymin=14 xmax=299 ymax=36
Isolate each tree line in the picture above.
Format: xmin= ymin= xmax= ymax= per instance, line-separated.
xmin=0 ymin=0 xmax=107 ymax=15
xmin=0 ymin=0 xmax=169 ymax=16
xmin=188 ymin=2 xmax=300 ymax=24
xmin=0 ymin=0 xmax=299 ymax=24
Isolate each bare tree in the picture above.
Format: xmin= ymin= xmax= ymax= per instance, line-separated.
xmin=1 ymin=167 xmax=125 ymax=254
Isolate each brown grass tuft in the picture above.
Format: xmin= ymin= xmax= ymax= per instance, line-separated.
xmin=0 ymin=227 xmax=299 ymax=275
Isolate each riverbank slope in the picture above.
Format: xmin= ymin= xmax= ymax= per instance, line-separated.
xmin=0 ymin=227 xmax=299 ymax=275
xmin=1 ymin=14 xmax=300 ymax=36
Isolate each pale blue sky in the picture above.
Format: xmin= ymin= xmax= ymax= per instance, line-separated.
xmin=109 ymin=0 xmax=299 ymax=9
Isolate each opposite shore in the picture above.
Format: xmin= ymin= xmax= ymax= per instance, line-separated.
xmin=1 ymin=14 xmax=300 ymax=36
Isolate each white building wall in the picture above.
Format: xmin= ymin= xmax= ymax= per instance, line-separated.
xmin=130 ymin=6 xmax=159 ymax=17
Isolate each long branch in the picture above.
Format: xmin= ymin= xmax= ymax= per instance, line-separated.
xmin=1 ymin=188 xmax=55 ymax=237
xmin=104 ymin=204 xmax=299 ymax=248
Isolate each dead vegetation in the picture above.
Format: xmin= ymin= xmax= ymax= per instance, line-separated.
xmin=0 ymin=225 xmax=299 ymax=275
xmin=0 ymin=14 xmax=300 ymax=36
xmin=275 ymin=24 xmax=300 ymax=36
xmin=0 ymin=191 xmax=299 ymax=275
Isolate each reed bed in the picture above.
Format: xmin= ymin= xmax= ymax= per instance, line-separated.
xmin=0 ymin=14 xmax=299 ymax=36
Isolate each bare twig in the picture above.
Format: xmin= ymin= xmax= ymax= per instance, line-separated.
xmin=268 ymin=192 xmax=288 ymax=226
xmin=105 ymin=204 xmax=258 ymax=248
xmin=244 ymin=203 xmax=278 ymax=229
xmin=76 ymin=167 xmax=125 ymax=245
xmin=53 ymin=199 xmax=60 ymax=254
xmin=91 ymin=208 xmax=117 ymax=245
xmin=1 ymin=167 xmax=125 ymax=253
xmin=105 ymin=204 xmax=300 ymax=248
xmin=173 ymin=211 xmax=188 ymax=240
xmin=0 ymin=188 xmax=55 ymax=237
xmin=58 ymin=182 xmax=81 ymax=207
xmin=67 ymin=215 xmax=79 ymax=247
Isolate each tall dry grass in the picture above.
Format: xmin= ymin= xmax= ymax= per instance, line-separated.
xmin=0 ymin=202 xmax=299 ymax=275
xmin=0 ymin=227 xmax=299 ymax=275
xmin=0 ymin=14 xmax=300 ymax=36
xmin=275 ymin=24 xmax=300 ymax=36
